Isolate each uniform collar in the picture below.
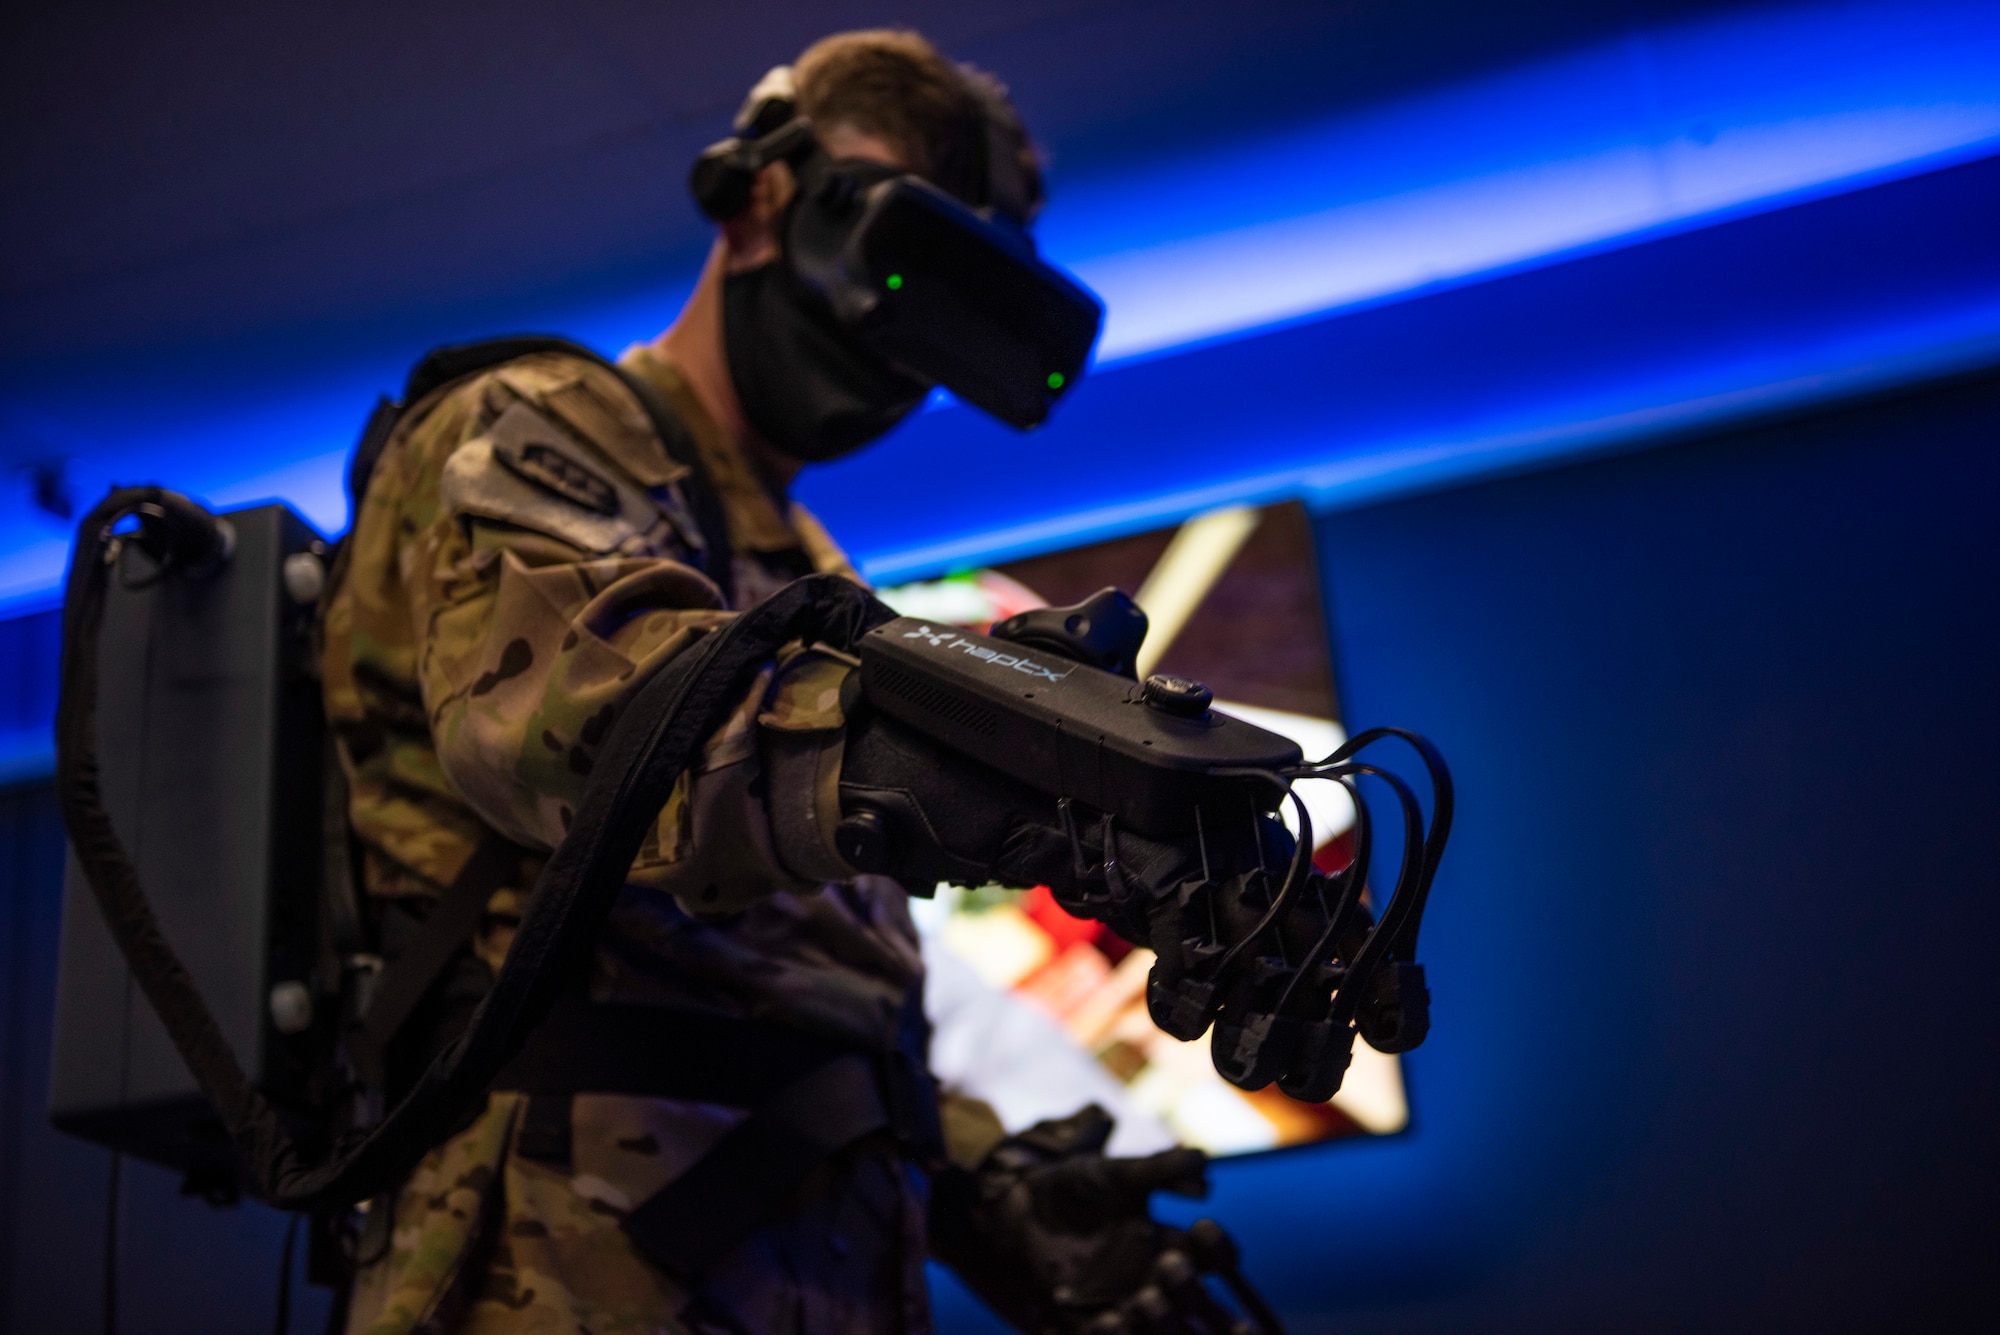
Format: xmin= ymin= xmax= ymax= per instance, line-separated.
xmin=617 ymin=342 xmax=803 ymax=556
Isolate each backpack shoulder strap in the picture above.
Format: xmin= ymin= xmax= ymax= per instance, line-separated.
xmin=606 ymin=361 xmax=736 ymax=607
xmin=348 ymin=335 xmax=596 ymax=515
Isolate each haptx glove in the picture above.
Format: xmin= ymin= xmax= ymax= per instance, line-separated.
xmin=928 ymin=1105 xmax=1283 ymax=1334
xmin=833 ymin=701 xmax=1293 ymax=932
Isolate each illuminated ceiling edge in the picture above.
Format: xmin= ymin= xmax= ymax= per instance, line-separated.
xmin=6 ymin=325 xmax=1986 ymax=787
xmin=851 ymin=324 xmax=2000 ymax=584
xmin=4 ymin=286 xmax=1995 ymax=626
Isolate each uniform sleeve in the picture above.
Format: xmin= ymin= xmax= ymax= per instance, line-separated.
xmin=938 ymin=1090 xmax=1010 ymax=1171
xmin=376 ymin=352 xmax=851 ymax=912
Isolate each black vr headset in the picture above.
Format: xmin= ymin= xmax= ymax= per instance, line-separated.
xmin=689 ymin=66 xmax=1103 ymax=429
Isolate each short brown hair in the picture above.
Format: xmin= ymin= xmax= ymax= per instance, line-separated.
xmin=793 ymin=29 xmax=1042 ymax=220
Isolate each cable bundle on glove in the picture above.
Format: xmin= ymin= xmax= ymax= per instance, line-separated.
xmin=1064 ymin=728 xmax=1451 ymax=1102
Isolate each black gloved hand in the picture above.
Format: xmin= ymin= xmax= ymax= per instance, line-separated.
xmin=929 ymin=1105 xmax=1283 ymax=1334
xmin=836 ymin=704 xmax=1293 ymax=945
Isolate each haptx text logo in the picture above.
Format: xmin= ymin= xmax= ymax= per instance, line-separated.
xmin=904 ymin=625 xmax=1072 ymax=682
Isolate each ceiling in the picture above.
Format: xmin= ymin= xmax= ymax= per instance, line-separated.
xmin=0 ymin=0 xmax=1754 ymax=399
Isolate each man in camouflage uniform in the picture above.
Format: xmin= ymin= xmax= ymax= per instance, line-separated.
xmin=323 ymin=30 xmax=1039 ymax=1335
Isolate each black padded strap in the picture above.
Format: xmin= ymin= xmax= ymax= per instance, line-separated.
xmin=494 ymin=999 xmax=852 ymax=1106
xmin=502 ymin=994 xmax=942 ymax=1279
xmin=609 ymin=363 xmax=736 ymax=608
xmin=318 ymin=733 xmax=366 ymax=964
xmin=346 ymin=397 xmax=401 ymax=518
xmin=619 ymin=1053 xmax=893 ymax=1279
xmin=348 ymin=834 xmax=521 ymax=1087
xmin=350 ymin=336 xmax=589 ymax=509
xmin=400 ymin=336 xmax=585 ymax=405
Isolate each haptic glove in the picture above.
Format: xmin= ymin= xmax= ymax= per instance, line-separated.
xmin=834 ymin=700 xmax=1292 ymax=931
xmin=928 ymin=1104 xmax=1282 ymax=1334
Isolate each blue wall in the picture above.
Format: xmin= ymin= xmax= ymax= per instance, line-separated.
xmin=1279 ymin=366 xmax=1998 ymax=1329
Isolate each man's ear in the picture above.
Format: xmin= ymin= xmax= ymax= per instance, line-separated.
xmin=721 ymin=160 xmax=796 ymax=274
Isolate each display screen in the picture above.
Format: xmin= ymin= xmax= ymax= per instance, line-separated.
xmin=880 ymin=501 xmax=1407 ymax=1158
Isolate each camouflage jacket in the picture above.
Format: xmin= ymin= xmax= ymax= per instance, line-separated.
xmin=323 ymin=344 xmax=1005 ymax=1335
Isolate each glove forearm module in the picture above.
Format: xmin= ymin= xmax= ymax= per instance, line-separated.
xmin=835 ymin=700 xmax=1285 ymax=928
xmin=929 ymin=1105 xmax=1281 ymax=1334
xmin=834 ymin=704 xmax=1063 ymax=890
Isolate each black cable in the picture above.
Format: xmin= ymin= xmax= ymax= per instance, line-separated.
xmin=1272 ymin=776 xmax=1370 ymax=1017
xmin=274 ymin=1212 xmax=300 ymax=1335
xmin=1298 ymin=763 xmax=1425 ymax=1033
xmin=102 ymin=1149 xmax=121 ymax=1335
xmin=60 ymin=490 xmax=266 ymax=1154
xmin=1211 ymin=787 xmax=1314 ymax=978
xmin=1206 ymin=740 xmax=1444 ymax=1080
xmin=1303 ymin=727 xmax=1455 ymax=961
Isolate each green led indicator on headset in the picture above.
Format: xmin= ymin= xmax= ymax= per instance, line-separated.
xmin=886 ymin=274 xmax=903 ymax=290
xmin=1047 ymin=372 xmax=1066 ymax=390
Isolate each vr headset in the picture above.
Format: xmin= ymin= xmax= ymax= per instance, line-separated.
xmin=689 ymin=66 xmax=1103 ymax=429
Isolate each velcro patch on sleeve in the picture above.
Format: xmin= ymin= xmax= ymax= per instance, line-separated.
xmin=441 ymin=402 xmax=673 ymax=555
xmin=500 ymin=440 xmax=619 ymax=516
